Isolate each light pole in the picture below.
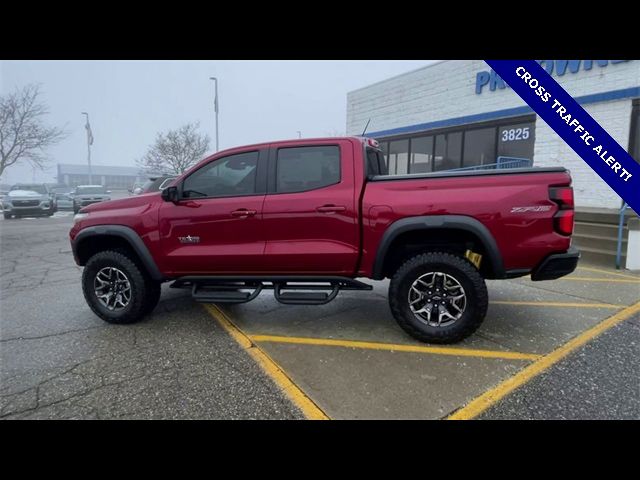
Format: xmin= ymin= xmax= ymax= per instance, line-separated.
xmin=209 ymin=77 xmax=219 ymax=152
xmin=81 ymin=112 xmax=93 ymax=184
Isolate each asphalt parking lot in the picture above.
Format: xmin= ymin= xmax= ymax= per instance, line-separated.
xmin=1 ymin=212 xmax=639 ymax=419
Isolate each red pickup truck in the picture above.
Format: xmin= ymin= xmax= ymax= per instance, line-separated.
xmin=70 ymin=136 xmax=579 ymax=343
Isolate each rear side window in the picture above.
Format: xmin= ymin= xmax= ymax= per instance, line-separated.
xmin=276 ymin=146 xmax=340 ymax=193
xmin=366 ymin=148 xmax=388 ymax=176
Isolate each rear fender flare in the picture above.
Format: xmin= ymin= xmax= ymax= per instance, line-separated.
xmin=372 ymin=215 xmax=504 ymax=279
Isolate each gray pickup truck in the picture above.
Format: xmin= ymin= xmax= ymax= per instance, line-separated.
xmin=3 ymin=184 xmax=57 ymax=219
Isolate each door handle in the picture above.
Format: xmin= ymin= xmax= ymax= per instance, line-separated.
xmin=231 ymin=209 xmax=257 ymax=217
xmin=316 ymin=204 xmax=346 ymax=213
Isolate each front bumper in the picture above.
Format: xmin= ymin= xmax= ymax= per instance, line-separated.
xmin=530 ymin=246 xmax=580 ymax=281
xmin=4 ymin=204 xmax=52 ymax=215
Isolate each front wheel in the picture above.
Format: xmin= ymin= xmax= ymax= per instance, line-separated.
xmin=388 ymin=252 xmax=488 ymax=344
xmin=3 ymin=213 xmax=12 ymax=219
xmin=82 ymin=250 xmax=160 ymax=324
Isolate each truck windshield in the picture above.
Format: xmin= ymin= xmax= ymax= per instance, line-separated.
xmin=76 ymin=187 xmax=106 ymax=194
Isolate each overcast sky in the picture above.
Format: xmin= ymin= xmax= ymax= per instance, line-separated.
xmin=0 ymin=60 xmax=435 ymax=184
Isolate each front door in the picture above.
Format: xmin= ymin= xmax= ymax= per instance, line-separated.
xmin=159 ymin=149 xmax=267 ymax=275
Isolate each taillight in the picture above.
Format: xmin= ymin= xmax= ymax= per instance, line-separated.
xmin=550 ymin=186 xmax=574 ymax=209
xmin=550 ymin=186 xmax=574 ymax=236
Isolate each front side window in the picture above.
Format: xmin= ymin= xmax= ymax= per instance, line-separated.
xmin=276 ymin=146 xmax=340 ymax=193
xmin=183 ymin=151 xmax=259 ymax=198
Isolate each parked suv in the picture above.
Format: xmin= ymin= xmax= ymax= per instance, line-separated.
xmin=4 ymin=184 xmax=57 ymax=219
xmin=136 ymin=175 xmax=177 ymax=194
xmin=70 ymin=137 xmax=579 ymax=344
xmin=72 ymin=185 xmax=112 ymax=214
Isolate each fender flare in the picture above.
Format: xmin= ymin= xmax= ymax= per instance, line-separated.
xmin=372 ymin=215 xmax=505 ymax=280
xmin=72 ymin=225 xmax=164 ymax=281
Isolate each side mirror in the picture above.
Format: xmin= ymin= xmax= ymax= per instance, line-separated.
xmin=161 ymin=186 xmax=179 ymax=203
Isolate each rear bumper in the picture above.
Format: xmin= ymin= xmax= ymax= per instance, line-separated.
xmin=530 ymin=246 xmax=580 ymax=281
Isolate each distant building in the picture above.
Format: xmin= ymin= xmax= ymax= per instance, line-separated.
xmin=56 ymin=164 xmax=155 ymax=189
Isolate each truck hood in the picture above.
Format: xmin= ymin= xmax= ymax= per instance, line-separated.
xmin=81 ymin=192 xmax=160 ymax=212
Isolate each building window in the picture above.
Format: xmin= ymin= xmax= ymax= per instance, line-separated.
xmin=498 ymin=122 xmax=535 ymax=162
xmin=631 ymin=102 xmax=639 ymax=163
xmin=463 ymin=127 xmax=496 ymax=167
xmin=410 ymin=136 xmax=434 ymax=173
xmin=434 ymin=132 xmax=463 ymax=171
xmin=374 ymin=115 xmax=534 ymax=175
xmin=388 ymin=140 xmax=409 ymax=175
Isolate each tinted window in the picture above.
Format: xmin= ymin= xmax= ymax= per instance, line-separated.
xmin=463 ymin=127 xmax=496 ymax=167
xmin=183 ymin=151 xmax=259 ymax=198
xmin=410 ymin=136 xmax=433 ymax=173
xmin=497 ymin=123 xmax=535 ymax=162
xmin=366 ymin=148 xmax=388 ymax=176
xmin=276 ymin=146 xmax=340 ymax=193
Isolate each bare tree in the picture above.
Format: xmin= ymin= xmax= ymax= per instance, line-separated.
xmin=137 ymin=122 xmax=210 ymax=175
xmin=0 ymin=84 xmax=67 ymax=177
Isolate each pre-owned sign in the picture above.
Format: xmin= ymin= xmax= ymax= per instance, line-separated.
xmin=475 ymin=60 xmax=630 ymax=94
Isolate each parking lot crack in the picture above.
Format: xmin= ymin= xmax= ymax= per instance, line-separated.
xmin=0 ymin=325 xmax=105 ymax=343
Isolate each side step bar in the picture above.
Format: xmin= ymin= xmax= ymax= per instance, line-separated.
xmin=171 ymin=276 xmax=372 ymax=306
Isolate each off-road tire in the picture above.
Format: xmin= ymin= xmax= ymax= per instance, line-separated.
xmin=82 ymin=250 xmax=160 ymax=324
xmin=388 ymin=252 xmax=488 ymax=344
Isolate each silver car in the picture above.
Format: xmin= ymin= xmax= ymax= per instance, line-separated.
xmin=3 ymin=184 xmax=57 ymax=219
xmin=72 ymin=185 xmax=112 ymax=214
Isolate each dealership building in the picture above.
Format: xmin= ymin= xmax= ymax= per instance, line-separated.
xmin=347 ymin=60 xmax=639 ymax=211
xmin=56 ymin=164 xmax=149 ymax=190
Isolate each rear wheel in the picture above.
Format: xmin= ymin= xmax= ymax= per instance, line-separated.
xmin=82 ymin=250 xmax=161 ymax=324
xmin=388 ymin=252 xmax=488 ymax=344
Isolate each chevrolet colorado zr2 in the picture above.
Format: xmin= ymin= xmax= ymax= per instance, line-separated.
xmin=69 ymin=137 xmax=580 ymax=344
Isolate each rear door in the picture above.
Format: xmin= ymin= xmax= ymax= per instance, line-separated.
xmin=158 ymin=148 xmax=268 ymax=275
xmin=261 ymin=140 xmax=360 ymax=274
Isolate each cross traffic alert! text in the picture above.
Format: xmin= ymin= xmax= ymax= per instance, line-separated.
xmin=515 ymin=66 xmax=633 ymax=182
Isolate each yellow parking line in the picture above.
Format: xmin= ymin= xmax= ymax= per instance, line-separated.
xmin=492 ymin=300 xmax=623 ymax=309
xmin=448 ymin=300 xmax=640 ymax=420
xmin=251 ymin=334 xmax=541 ymax=361
xmin=577 ymin=266 xmax=640 ymax=280
xmin=203 ymin=304 xmax=329 ymax=420
xmin=557 ymin=277 xmax=640 ymax=283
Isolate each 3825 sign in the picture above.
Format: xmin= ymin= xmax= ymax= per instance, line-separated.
xmin=501 ymin=127 xmax=530 ymax=142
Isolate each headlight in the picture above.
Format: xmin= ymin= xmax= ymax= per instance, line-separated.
xmin=73 ymin=213 xmax=89 ymax=223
